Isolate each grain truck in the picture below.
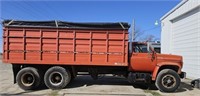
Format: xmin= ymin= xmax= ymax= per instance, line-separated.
xmin=2 ymin=20 xmax=185 ymax=92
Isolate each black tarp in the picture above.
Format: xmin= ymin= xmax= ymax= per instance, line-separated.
xmin=2 ymin=20 xmax=130 ymax=30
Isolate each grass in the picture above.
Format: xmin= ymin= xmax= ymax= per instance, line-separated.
xmin=48 ymin=90 xmax=59 ymax=96
xmin=144 ymin=90 xmax=161 ymax=96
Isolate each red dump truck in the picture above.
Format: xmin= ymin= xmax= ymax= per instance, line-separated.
xmin=2 ymin=20 xmax=185 ymax=92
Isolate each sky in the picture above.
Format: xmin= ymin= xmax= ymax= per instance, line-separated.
xmin=0 ymin=0 xmax=181 ymax=53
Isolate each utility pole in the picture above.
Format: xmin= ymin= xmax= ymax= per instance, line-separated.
xmin=129 ymin=19 xmax=135 ymax=53
xmin=132 ymin=19 xmax=135 ymax=42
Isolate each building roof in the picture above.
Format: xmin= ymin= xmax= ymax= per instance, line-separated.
xmin=2 ymin=20 xmax=130 ymax=30
xmin=160 ymin=0 xmax=188 ymax=21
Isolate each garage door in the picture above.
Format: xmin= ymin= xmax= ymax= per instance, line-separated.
xmin=171 ymin=6 xmax=200 ymax=79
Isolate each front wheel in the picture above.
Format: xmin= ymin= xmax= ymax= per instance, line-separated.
xmin=156 ymin=69 xmax=180 ymax=92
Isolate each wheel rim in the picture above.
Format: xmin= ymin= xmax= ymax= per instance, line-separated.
xmin=21 ymin=72 xmax=35 ymax=87
xmin=49 ymin=72 xmax=63 ymax=86
xmin=161 ymin=74 xmax=176 ymax=89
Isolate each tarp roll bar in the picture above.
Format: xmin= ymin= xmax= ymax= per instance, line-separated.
xmin=2 ymin=20 xmax=130 ymax=30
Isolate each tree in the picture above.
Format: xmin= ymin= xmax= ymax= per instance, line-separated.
xmin=129 ymin=27 xmax=144 ymax=41
xmin=129 ymin=26 xmax=159 ymax=42
xmin=140 ymin=34 xmax=156 ymax=42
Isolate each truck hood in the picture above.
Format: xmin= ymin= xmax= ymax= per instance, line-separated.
xmin=156 ymin=54 xmax=183 ymax=66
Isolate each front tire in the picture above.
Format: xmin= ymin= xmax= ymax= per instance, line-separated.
xmin=156 ymin=69 xmax=180 ymax=92
xmin=44 ymin=66 xmax=71 ymax=90
xmin=16 ymin=67 xmax=41 ymax=90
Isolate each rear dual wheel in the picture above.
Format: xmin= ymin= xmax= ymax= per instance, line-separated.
xmin=16 ymin=67 xmax=41 ymax=90
xmin=44 ymin=66 xmax=71 ymax=90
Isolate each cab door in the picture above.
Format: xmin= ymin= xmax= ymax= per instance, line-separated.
xmin=129 ymin=44 xmax=157 ymax=72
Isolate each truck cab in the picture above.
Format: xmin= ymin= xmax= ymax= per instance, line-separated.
xmin=128 ymin=42 xmax=186 ymax=92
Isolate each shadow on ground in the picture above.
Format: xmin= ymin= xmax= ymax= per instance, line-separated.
xmin=67 ymin=75 xmax=130 ymax=88
xmin=63 ymin=76 xmax=195 ymax=93
xmin=175 ymin=82 xmax=194 ymax=93
xmin=1 ymin=76 xmax=195 ymax=95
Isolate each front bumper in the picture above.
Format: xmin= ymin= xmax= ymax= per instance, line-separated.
xmin=179 ymin=72 xmax=186 ymax=79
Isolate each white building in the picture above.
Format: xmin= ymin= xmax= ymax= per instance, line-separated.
xmin=161 ymin=0 xmax=200 ymax=79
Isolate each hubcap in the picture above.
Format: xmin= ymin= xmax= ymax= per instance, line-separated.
xmin=162 ymin=74 xmax=176 ymax=89
xmin=49 ymin=72 xmax=63 ymax=86
xmin=21 ymin=73 xmax=35 ymax=86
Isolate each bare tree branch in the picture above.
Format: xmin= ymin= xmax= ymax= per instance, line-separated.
xmin=140 ymin=34 xmax=156 ymax=42
xmin=129 ymin=27 xmax=144 ymax=41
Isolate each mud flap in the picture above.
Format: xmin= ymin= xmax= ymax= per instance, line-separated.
xmin=12 ymin=64 xmax=21 ymax=84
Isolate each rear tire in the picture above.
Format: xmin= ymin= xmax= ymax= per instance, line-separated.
xmin=16 ymin=67 xmax=41 ymax=90
xmin=44 ymin=66 xmax=71 ymax=90
xmin=156 ymin=69 xmax=180 ymax=92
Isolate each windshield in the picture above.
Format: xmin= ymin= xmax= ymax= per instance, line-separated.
xmin=132 ymin=43 xmax=154 ymax=53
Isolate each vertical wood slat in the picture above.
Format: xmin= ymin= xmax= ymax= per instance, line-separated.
xmin=90 ymin=31 xmax=92 ymax=62
xmin=3 ymin=28 xmax=5 ymax=60
xmin=73 ymin=30 xmax=76 ymax=62
xmin=6 ymin=28 xmax=9 ymax=60
xmin=56 ymin=29 xmax=59 ymax=61
xmin=40 ymin=29 xmax=42 ymax=60
xmin=23 ymin=28 xmax=26 ymax=60
xmin=122 ymin=30 xmax=125 ymax=62
xmin=106 ymin=31 xmax=108 ymax=62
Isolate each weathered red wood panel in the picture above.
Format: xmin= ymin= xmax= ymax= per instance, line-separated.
xmin=3 ymin=27 xmax=128 ymax=66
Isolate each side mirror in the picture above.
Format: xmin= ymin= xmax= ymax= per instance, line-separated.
xmin=152 ymin=50 xmax=156 ymax=60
